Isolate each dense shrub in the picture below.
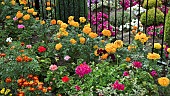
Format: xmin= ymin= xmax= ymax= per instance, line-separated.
xmin=143 ymin=0 xmax=162 ymax=9
xmin=164 ymin=11 xmax=170 ymax=46
xmin=140 ymin=8 xmax=164 ymax=26
xmin=56 ymin=0 xmax=88 ymax=22
xmin=110 ymin=10 xmax=133 ymax=27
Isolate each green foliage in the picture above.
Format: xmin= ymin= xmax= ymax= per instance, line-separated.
xmin=140 ymin=8 xmax=164 ymax=26
xmin=110 ymin=11 xmax=133 ymax=27
xmin=143 ymin=0 xmax=162 ymax=9
xmin=56 ymin=0 xmax=88 ymax=22
xmin=164 ymin=11 xmax=170 ymax=46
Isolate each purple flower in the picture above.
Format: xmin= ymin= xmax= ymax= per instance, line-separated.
xmin=123 ymin=71 xmax=129 ymax=76
xmin=132 ymin=61 xmax=142 ymax=68
xmin=75 ymin=85 xmax=81 ymax=91
xmin=18 ymin=24 xmax=25 ymax=29
xmin=75 ymin=62 xmax=92 ymax=77
xmin=150 ymin=70 xmax=158 ymax=77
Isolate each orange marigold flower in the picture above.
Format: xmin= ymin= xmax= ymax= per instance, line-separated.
xmin=79 ymin=37 xmax=86 ymax=44
xmin=27 ymin=8 xmax=34 ymax=14
xmin=60 ymin=23 xmax=68 ymax=29
xmin=125 ymin=57 xmax=131 ymax=62
xmin=101 ymin=53 xmax=109 ymax=60
xmin=23 ymin=14 xmax=30 ymax=20
xmin=46 ymin=7 xmax=51 ymax=11
xmin=158 ymin=77 xmax=170 ymax=87
xmin=16 ymin=56 xmax=23 ymax=62
xmin=6 ymin=16 xmax=11 ymax=19
xmin=83 ymin=26 xmax=91 ymax=34
xmin=102 ymin=29 xmax=111 ymax=37
xmin=114 ymin=40 xmax=123 ymax=48
xmin=5 ymin=77 xmax=12 ymax=83
xmin=88 ymin=32 xmax=98 ymax=38
xmin=51 ymin=19 xmax=56 ymax=25
xmin=16 ymin=11 xmax=23 ymax=19
xmin=70 ymin=39 xmax=77 ymax=44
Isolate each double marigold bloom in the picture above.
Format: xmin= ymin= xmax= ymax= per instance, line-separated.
xmin=79 ymin=37 xmax=86 ymax=44
xmin=158 ymin=77 xmax=170 ymax=87
xmin=23 ymin=14 xmax=30 ymax=20
xmin=102 ymin=29 xmax=111 ymax=37
xmin=147 ymin=52 xmax=160 ymax=60
xmin=83 ymin=26 xmax=91 ymax=34
xmin=134 ymin=32 xmax=149 ymax=44
xmin=55 ymin=43 xmax=62 ymax=50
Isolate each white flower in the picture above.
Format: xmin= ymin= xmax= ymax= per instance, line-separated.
xmin=6 ymin=37 xmax=12 ymax=42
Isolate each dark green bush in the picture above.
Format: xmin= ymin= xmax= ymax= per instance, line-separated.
xmin=56 ymin=0 xmax=88 ymax=22
xmin=143 ymin=0 xmax=162 ymax=9
xmin=140 ymin=8 xmax=164 ymax=26
xmin=164 ymin=11 xmax=170 ymax=46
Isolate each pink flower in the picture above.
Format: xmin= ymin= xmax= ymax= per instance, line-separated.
xmin=75 ymin=62 xmax=92 ymax=77
xmin=75 ymin=85 xmax=81 ymax=91
xmin=18 ymin=24 xmax=25 ymax=29
xmin=132 ymin=61 xmax=142 ymax=68
xmin=26 ymin=45 xmax=32 ymax=49
xmin=111 ymin=80 xmax=125 ymax=91
xmin=150 ymin=70 xmax=158 ymax=77
xmin=123 ymin=71 xmax=129 ymax=76
xmin=49 ymin=65 xmax=58 ymax=71
xmin=13 ymin=17 xmax=18 ymax=21
xmin=64 ymin=55 xmax=71 ymax=61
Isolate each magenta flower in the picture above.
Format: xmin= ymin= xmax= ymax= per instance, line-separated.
xmin=75 ymin=85 xmax=81 ymax=91
xmin=49 ymin=64 xmax=58 ymax=71
xmin=123 ymin=71 xmax=129 ymax=76
xmin=150 ymin=70 xmax=158 ymax=77
xmin=132 ymin=61 xmax=142 ymax=68
xmin=75 ymin=62 xmax=92 ymax=77
xmin=26 ymin=45 xmax=32 ymax=49
xmin=18 ymin=24 xmax=25 ymax=29
xmin=64 ymin=55 xmax=71 ymax=61
xmin=111 ymin=80 xmax=125 ymax=91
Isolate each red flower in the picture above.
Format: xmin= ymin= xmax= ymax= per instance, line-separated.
xmin=61 ymin=76 xmax=69 ymax=82
xmin=38 ymin=46 xmax=46 ymax=52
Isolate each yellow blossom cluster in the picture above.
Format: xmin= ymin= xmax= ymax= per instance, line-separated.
xmin=154 ymin=43 xmax=162 ymax=49
xmin=105 ymin=40 xmax=123 ymax=54
xmin=147 ymin=52 xmax=160 ymax=60
xmin=134 ymin=32 xmax=149 ymax=44
xmin=158 ymin=77 xmax=170 ymax=87
xmin=68 ymin=16 xmax=79 ymax=27
xmin=102 ymin=29 xmax=111 ymax=37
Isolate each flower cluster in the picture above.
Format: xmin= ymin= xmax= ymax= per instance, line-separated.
xmin=120 ymin=0 xmax=138 ymax=10
xmin=111 ymin=80 xmax=125 ymax=91
xmin=146 ymin=24 xmax=163 ymax=36
xmin=134 ymin=32 xmax=149 ymax=44
xmin=75 ymin=62 xmax=92 ymax=77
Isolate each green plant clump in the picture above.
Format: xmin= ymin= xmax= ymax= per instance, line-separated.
xmin=140 ymin=8 xmax=164 ymax=26
xmin=143 ymin=0 xmax=162 ymax=9
xmin=56 ymin=0 xmax=88 ymax=22
xmin=110 ymin=11 xmax=133 ymax=27
xmin=164 ymin=11 xmax=170 ymax=46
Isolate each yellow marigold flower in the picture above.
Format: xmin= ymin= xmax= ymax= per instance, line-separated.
xmin=19 ymin=0 xmax=27 ymax=5
xmin=70 ymin=39 xmax=77 ymax=44
xmin=135 ymin=32 xmax=149 ymax=44
xmin=16 ymin=11 xmax=23 ymax=19
xmin=93 ymin=45 xmax=98 ymax=49
xmin=68 ymin=16 xmax=74 ymax=21
xmin=154 ymin=43 xmax=161 ymax=49
xmin=89 ymin=32 xmax=98 ymax=38
xmin=100 ymin=40 xmax=105 ymax=43
xmin=158 ymin=77 xmax=170 ymax=87
xmin=32 ymin=12 xmax=37 ymax=16
xmin=114 ymin=40 xmax=123 ymax=48
xmin=101 ymin=53 xmax=109 ymax=60
xmin=72 ymin=22 xmax=79 ymax=27
xmin=59 ymin=28 xmax=65 ymax=32
xmin=57 ymin=20 xmax=63 ymax=25
xmin=51 ymin=19 xmax=56 ymax=25
xmin=46 ymin=1 xmax=51 ymax=6
xmin=0 ymin=88 xmax=5 ymax=94
xmin=128 ymin=45 xmax=136 ymax=51
xmin=105 ymin=43 xmax=117 ymax=53
xmin=55 ymin=43 xmax=62 ymax=50
xmin=147 ymin=52 xmax=160 ymax=60
xmin=94 ymin=50 xmax=99 ymax=56
xmin=46 ymin=7 xmax=51 ymax=11
xmin=62 ymin=31 xmax=69 ymax=36
xmin=27 ymin=8 xmax=34 ymax=13
xmin=79 ymin=37 xmax=86 ymax=44
xmin=77 ymin=34 xmax=82 ymax=37
xmin=102 ymin=29 xmax=111 ymax=37
xmin=11 ymin=0 xmax=16 ymax=5
xmin=60 ymin=23 xmax=68 ymax=29
xmin=125 ymin=57 xmax=131 ymax=62
xmin=23 ymin=14 xmax=30 ymax=20
xmin=79 ymin=17 xmax=86 ymax=23
xmin=83 ymin=26 xmax=91 ymax=34
xmin=19 ymin=20 xmax=23 ymax=23
xmin=40 ymin=20 xmax=45 ymax=25
xmin=167 ymin=48 xmax=170 ymax=53
xmin=4 ymin=89 xmax=11 ymax=95
xmin=6 ymin=16 xmax=11 ymax=19
xmin=1 ymin=2 xmax=5 ymax=5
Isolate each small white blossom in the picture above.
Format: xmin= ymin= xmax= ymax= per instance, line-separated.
xmin=6 ymin=37 xmax=13 ymax=42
